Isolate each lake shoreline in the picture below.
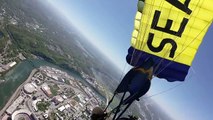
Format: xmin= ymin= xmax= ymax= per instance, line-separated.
xmin=0 ymin=59 xmax=106 ymax=110
xmin=0 ymin=69 xmax=37 ymax=117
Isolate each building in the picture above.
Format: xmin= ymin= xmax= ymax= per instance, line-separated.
xmin=11 ymin=109 xmax=34 ymax=120
xmin=61 ymin=94 xmax=67 ymax=100
xmin=23 ymin=83 xmax=36 ymax=94
xmin=1 ymin=113 xmax=10 ymax=120
xmin=65 ymin=104 xmax=71 ymax=109
xmin=41 ymin=83 xmax=52 ymax=97
xmin=8 ymin=61 xmax=16 ymax=68
xmin=58 ymin=106 xmax=65 ymax=112
xmin=6 ymin=96 xmax=24 ymax=115
xmin=52 ymin=95 xmax=64 ymax=105
xmin=70 ymin=99 xmax=77 ymax=107
xmin=32 ymin=99 xmax=41 ymax=112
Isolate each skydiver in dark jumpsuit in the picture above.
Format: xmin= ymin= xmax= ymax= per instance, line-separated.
xmin=91 ymin=58 xmax=154 ymax=120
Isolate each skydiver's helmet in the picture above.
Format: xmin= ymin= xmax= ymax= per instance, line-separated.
xmin=139 ymin=57 xmax=155 ymax=70
xmin=91 ymin=107 xmax=106 ymax=120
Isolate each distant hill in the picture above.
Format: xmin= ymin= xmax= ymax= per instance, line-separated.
xmin=0 ymin=0 xmax=121 ymax=84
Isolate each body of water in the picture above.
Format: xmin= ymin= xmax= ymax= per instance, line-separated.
xmin=0 ymin=59 xmax=103 ymax=109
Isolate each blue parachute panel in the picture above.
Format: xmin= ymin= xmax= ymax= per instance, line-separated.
xmin=126 ymin=47 xmax=190 ymax=82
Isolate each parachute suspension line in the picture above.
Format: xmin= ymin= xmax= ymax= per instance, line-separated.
xmin=111 ymin=91 xmax=140 ymax=120
xmin=104 ymin=60 xmax=128 ymax=112
xmin=139 ymin=0 xmax=165 ymax=51
xmin=133 ymin=0 xmax=167 ymax=74
xmin=138 ymin=0 xmax=203 ymax=99
xmin=112 ymin=92 xmax=127 ymax=120
xmin=141 ymin=0 xmax=184 ymax=75
xmin=109 ymin=0 xmax=203 ymax=118
xmin=139 ymin=0 xmax=156 ymax=49
xmin=110 ymin=2 xmax=158 ymax=117
xmin=143 ymin=0 xmax=173 ymax=75
xmin=133 ymin=0 xmax=157 ymax=65
xmin=144 ymin=4 xmax=202 ymax=98
xmin=144 ymin=69 xmax=196 ymax=99
xmin=145 ymin=0 xmax=201 ymax=76
xmin=130 ymin=0 xmax=158 ymax=68
xmin=104 ymin=92 xmax=116 ymax=112
xmin=109 ymin=1 xmax=163 ymax=119
xmin=131 ymin=0 xmax=163 ymax=67
xmin=144 ymin=83 xmax=183 ymax=99
xmin=105 ymin=0 xmax=151 ymax=115
xmin=191 ymin=67 xmax=196 ymax=74
xmin=155 ymin=10 xmax=211 ymax=77
xmin=134 ymin=0 xmax=168 ymax=73
xmin=104 ymin=64 xmax=129 ymax=111
xmin=115 ymin=102 xmax=133 ymax=120
xmin=154 ymin=0 xmax=204 ymax=76
xmin=105 ymin=1 xmax=152 ymax=117
xmin=149 ymin=0 xmax=191 ymax=74
xmin=179 ymin=0 xmax=201 ymax=56
xmin=153 ymin=0 xmax=181 ymax=74
xmin=129 ymin=0 xmax=156 ymax=66
xmin=145 ymin=67 xmax=197 ymax=100
xmin=118 ymin=63 xmax=128 ymax=81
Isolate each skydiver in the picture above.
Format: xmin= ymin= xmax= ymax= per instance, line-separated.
xmin=91 ymin=58 xmax=154 ymax=120
xmin=107 ymin=57 xmax=154 ymax=120
xmin=115 ymin=57 xmax=154 ymax=103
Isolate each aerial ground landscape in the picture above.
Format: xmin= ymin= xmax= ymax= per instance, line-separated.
xmin=0 ymin=0 xmax=212 ymax=120
xmin=0 ymin=0 xmax=173 ymax=120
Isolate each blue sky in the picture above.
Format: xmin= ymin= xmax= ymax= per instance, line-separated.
xmin=47 ymin=0 xmax=136 ymax=70
xmin=46 ymin=0 xmax=213 ymax=120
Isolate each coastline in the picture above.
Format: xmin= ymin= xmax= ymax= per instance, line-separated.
xmin=0 ymin=69 xmax=38 ymax=117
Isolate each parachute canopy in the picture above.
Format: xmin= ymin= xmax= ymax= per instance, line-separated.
xmin=126 ymin=0 xmax=213 ymax=82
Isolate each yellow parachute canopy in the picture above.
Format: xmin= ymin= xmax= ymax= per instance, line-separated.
xmin=127 ymin=0 xmax=213 ymax=81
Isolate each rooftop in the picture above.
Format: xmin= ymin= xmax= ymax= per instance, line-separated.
xmin=24 ymin=83 xmax=36 ymax=94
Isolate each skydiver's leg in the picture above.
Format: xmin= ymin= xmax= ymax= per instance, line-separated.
xmin=112 ymin=92 xmax=127 ymax=120
xmin=115 ymin=101 xmax=133 ymax=120
xmin=116 ymin=69 xmax=136 ymax=93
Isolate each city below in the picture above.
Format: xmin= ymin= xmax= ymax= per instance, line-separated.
xmin=0 ymin=66 xmax=106 ymax=120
